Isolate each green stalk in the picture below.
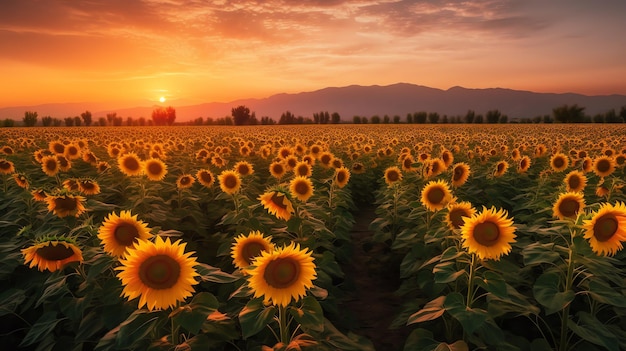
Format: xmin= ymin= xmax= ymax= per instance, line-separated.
xmin=278 ymin=304 xmax=289 ymax=345
xmin=559 ymin=247 xmax=575 ymax=351
xmin=466 ymin=254 xmax=477 ymax=309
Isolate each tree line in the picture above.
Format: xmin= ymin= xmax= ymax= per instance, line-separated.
xmin=3 ymin=103 xmax=626 ymax=127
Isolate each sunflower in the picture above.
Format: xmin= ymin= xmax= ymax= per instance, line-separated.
xmin=45 ymin=193 xmax=87 ymax=218
xmin=48 ymin=140 xmax=65 ymax=155
xmin=259 ymin=190 xmax=295 ymax=221
xmin=384 ymin=166 xmax=403 ymax=186
xmin=461 ymin=206 xmax=516 ymax=261
xmin=582 ymin=202 xmax=626 ymax=256
xmin=63 ymin=178 xmax=80 ymax=192
xmin=401 ymin=154 xmax=416 ymax=172
xmin=78 ymin=179 xmax=99 ymax=195
xmin=420 ymin=179 xmax=453 ymax=212
xmin=269 ymin=161 xmax=287 ymax=179
xmin=231 ymin=231 xmax=274 ymax=270
xmin=425 ymin=158 xmax=446 ymax=178
xmin=517 ymin=156 xmax=532 ymax=173
xmin=289 ymin=176 xmax=314 ymax=202
xmin=451 ymin=163 xmax=471 ymax=187
xmin=64 ymin=143 xmax=81 ymax=160
xmin=196 ymin=169 xmax=215 ymax=188
xmin=22 ymin=238 xmax=84 ymax=272
xmin=116 ymin=236 xmax=199 ymax=311
xmin=117 ymin=152 xmax=143 ymax=177
xmin=445 ymin=201 xmax=476 ymax=230
xmin=12 ymin=173 xmax=29 ymax=189
xmin=31 ymin=189 xmax=48 ymax=202
xmin=177 ymin=174 xmax=196 ymax=189
xmin=334 ymin=167 xmax=351 ymax=188
xmin=96 ymin=161 xmax=110 ymax=173
xmin=351 ymin=162 xmax=365 ymax=174
xmin=144 ymin=158 xmax=168 ymax=181
xmin=493 ymin=160 xmax=509 ymax=177
xmin=248 ymin=242 xmax=316 ymax=307
xmin=56 ymin=155 xmax=71 ymax=172
xmin=293 ymin=161 xmax=312 ymax=177
xmin=82 ymin=150 xmax=98 ymax=165
xmin=98 ymin=210 xmax=152 ymax=257
xmin=564 ymin=170 xmax=587 ymax=193
xmin=592 ymin=156 xmax=616 ymax=178
xmin=441 ymin=149 xmax=454 ymax=168
xmin=549 ymin=153 xmax=569 ymax=172
xmin=234 ymin=161 xmax=254 ymax=176
xmin=318 ymin=152 xmax=334 ymax=169
xmin=0 ymin=158 xmax=15 ymax=174
xmin=41 ymin=155 xmax=60 ymax=177
xmin=218 ymin=170 xmax=241 ymax=194
xmin=553 ymin=192 xmax=585 ymax=220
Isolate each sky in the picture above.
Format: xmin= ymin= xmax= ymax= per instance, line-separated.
xmin=1 ymin=0 xmax=625 ymax=108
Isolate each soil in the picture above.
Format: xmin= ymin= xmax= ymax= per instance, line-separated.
xmin=341 ymin=206 xmax=412 ymax=351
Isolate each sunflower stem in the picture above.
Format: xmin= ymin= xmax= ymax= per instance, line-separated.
xmin=559 ymin=242 xmax=575 ymax=351
xmin=171 ymin=309 xmax=180 ymax=346
xmin=278 ymin=304 xmax=289 ymax=345
xmin=466 ymin=254 xmax=477 ymax=309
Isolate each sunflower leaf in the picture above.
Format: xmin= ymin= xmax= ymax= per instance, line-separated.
xmin=444 ymin=292 xmax=488 ymax=335
xmin=238 ymin=297 xmax=276 ymax=339
xmin=522 ymin=242 xmax=561 ymax=266
xmin=173 ymin=292 xmax=219 ymax=335
xmin=196 ymin=263 xmax=239 ymax=284
xmin=533 ymin=271 xmax=574 ymax=315
xmin=289 ymin=295 xmax=324 ymax=332
xmin=433 ymin=261 xmax=466 ymax=284
xmin=19 ymin=311 xmax=65 ymax=347
xmin=568 ymin=312 xmax=619 ymax=351
xmin=407 ymin=295 xmax=446 ymax=325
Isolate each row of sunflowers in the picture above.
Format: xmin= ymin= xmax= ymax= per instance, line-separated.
xmin=0 ymin=124 xmax=625 ymax=351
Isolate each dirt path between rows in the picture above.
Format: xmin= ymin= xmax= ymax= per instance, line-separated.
xmin=341 ymin=206 xmax=411 ymax=351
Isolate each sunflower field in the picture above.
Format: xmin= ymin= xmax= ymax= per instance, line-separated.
xmin=1 ymin=124 xmax=625 ymax=351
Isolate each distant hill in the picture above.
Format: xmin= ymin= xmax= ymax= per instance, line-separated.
xmin=2 ymin=83 xmax=626 ymax=122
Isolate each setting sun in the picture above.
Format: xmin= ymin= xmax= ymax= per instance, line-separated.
xmin=159 ymin=96 xmax=166 ymax=103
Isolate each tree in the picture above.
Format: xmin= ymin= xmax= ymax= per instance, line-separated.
xmin=279 ymin=111 xmax=297 ymax=124
xmin=370 ymin=115 xmax=381 ymax=124
xmin=486 ymin=109 xmax=501 ymax=124
xmin=474 ymin=114 xmax=484 ymax=124
xmin=498 ymin=114 xmax=508 ymax=124
xmin=3 ymin=119 xmax=15 ymax=127
xmin=73 ymin=116 xmax=82 ymax=126
xmin=604 ymin=109 xmax=623 ymax=123
xmin=98 ymin=117 xmax=107 ymax=126
xmin=64 ymin=117 xmax=74 ymax=126
xmin=393 ymin=115 xmax=401 ymax=123
xmin=353 ymin=116 xmax=361 ymax=124
xmin=152 ymin=106 xmax=176 ymax=126
xmin=331 ymin=112 xmax=341 ymax=124
xmin=126 ymin=116 xmax=134 ymax=126
xmin=23 ymin=111 xmax=38 ymax=127
xmin=106 ymin=113 xmax=117 ymax=126
xmin=81 ymin=110 xmax=92 ymax=126
xmin=406 ymin=113 xmax=413 ymax=123
xmin=414 ymin=111 xmax=427 ymax=123
xmin=231 ymin=105 xmax=251 ymax=125
xmin=42 ymin=116 xmax=53 ymax=127
xmin=138 ymin=117 xmax=146 ymax=126
xmin=441 ymin=115 xmax=448 ymax=124
xmin=428 ymin=112 xmax=440 ymax=124
xmin=383 ymin=115 xmax=390 ymax=124
xmin=464 ymin=110 xmax=475 ymax=124
xmin=553 ymin=104 xmax=585 ymax=123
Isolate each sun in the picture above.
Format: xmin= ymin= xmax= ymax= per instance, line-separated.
xmin=159 ymin=96 xmax=166 ymax=103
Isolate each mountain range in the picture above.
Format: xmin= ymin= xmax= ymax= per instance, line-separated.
xmin=2 ymin=83 xmax=626 ymax=122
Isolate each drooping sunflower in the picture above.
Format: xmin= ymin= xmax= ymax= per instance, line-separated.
xmin=143 ymin=158 xmax=168 ymax=181
xmin=334 ymin=167 xmax=351 ymax=188
xmin=401 ymin=154 xmax=416 ymax=172
xmin=450 ymin=162 xmax=471 ymax=187
xmin=582 ymin=202 xmax=626 ymax=256
xmin=31 ymin=189 xmax=48 ymax=202
xmin=118 ymin=152 xmax=143 ymax=177
xmin=98 ymin=210 xmax=152 ymax=257
xmin=82 ymin=150 xmax=98 ymax=165
xmin=0 ymin=158 xmax=15 ymax=174
xmin=22 ymin=238 xmax=84 ymax=272
xmin=289 ymin=176 xmax=314 ymax=202
xmin=96 ymin=161 xmax=110 ymax=173
xmin=234 ymin=161 xmax=254 ymax=176
xmin=441 ymin=149 xmax=454 ymax=168
xmin=269 ymin=161 xmax=287 ymax=179
xmin=293 ymin=161 xmax=312 ymax=177
xmin=592 ymin=156 xmax=616 ymax=178
xmin=78 ymin=179 xmax=101 ymax=195
xmin=248 ymin=242 xmax=316 ymax=307
xmin=549 ymin=153 xmax=569 ymax=172
xmin=384 ymin=166 xmax=403 ymax=186
xmin=351 ymin=162 xmax=365 ymax=175
xmin=116 ymin=236 xmax=199 ymax=311
xmin=420 ymin=179 xmax=453 ymax=212
xmin=56 ymin=155 xmax=71 ymax=172
xmin=259 ymin=190 xmax=295 ymax=221
xmin=40 ymin=155 xmax=60 ymax=177
xmin=553 ymin=192 xmax=585 ymax=220
xmin=493 ymin=160 xmax=509 ymax=177
xmin=424 ymin=158 xmax=446 ymax=178
xmin=517 ymin=156 xmax=531 ymax=173
xmin=177 ymin=174 xmax=196 ymax=189
xmin=231 ymin=231 xmax=274 ymax=270
xmin=196 ymin=169 xmax=215 ymax=188
xmin=218 ymin=170 xmax=241 ymax=194
xmin=581 ymin=157 xmax=593 ymax=173
xmin=445 ymin=201 xmax=476 ymax=230
xmin=564 ymin=170 xmax=587 ymax=193
xmin=45 ymin=193 xmax=87 ymax=218
xmin=63 ymin=178 xmax=80 ymax=192
xmin=12 ymin=173 xmax=29 ymax=189
xmin=461 ymin=206 xmax=516 ymax=261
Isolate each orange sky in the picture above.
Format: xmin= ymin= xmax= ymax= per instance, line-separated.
xmin=1 ymin=0 xmax=625 ymax=108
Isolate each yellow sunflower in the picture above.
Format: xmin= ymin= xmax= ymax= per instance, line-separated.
xmin=248 ymin=242 xmax=316 ymax=307
xmin=234 ymin=161 xmax=254 ymax=176
xmin=218 ymin=170 xmax=241 ymax=194
xmin=98 ymin=210 xmax=152 ymax=257
xmin=63 ymin=178 xmax=80 ymax=192
xmin=582 ymin=157 xmax=593 ymax=173
xmin=31 ymin=189 xmax=48 ymax=202
xmin=78 ymin=179 xmax=101 ymax=195
xmin=0 ymin=158 xmax=15 ymax=174
xmin=96 ymin=161 xmax=110 ymax=173
xmin=420 ymin=179 xmax=453 ymax=212
xmin=334 ymin=167 xmax=351 ymax=188
xmin=118 ymin=152 xmax=143 ymax=177
xmin=493 ymin=160 xmax=509 ymax=177
xmin=351 ymin=162 xmax=365 ymax=175
xmin=293 ymin=161 xmax=312 ymax=177
xmin=143 ymin=158 xmax=168 ymax=181
xmin=549 ymin=153 xmax=569 ymax=172
xmin=553 ymin=192 xmax=585 ymax=220
xmin=82 ymin=150 xmax=98 ymax=165
xmin=384 ymin=166 xmax=403 ymax=186
xmin=564 ymin=170 xmax=587 ymax=193
xmin=196 ymin=169 xmax=215 ymax=188
xmin=269 ymin=161 xmax=287 ymax=179
xmin=22 ymin=238 xmax=84 ymax=272
xmin=451 ymin=162 xmax=471 ymax=187
xmin=116 ymin=236 xmax=199 ymax=311
xmin=13 ymin=173 xmax=29 ymax=189
xmin=517 ymin=156 xmax=531 ymax=173
xmin=582 ymin=202 xmax=626 ymax=256
xmin=45 ymin=193 xmax=87 ymax=218
xmin=401 ymin=154 xmax=416 ymax=172
xmin=231 ymin=231 xmax=274 ymax=270
xmin=40 ymin=155 xmax=60 ymax=177
xmin=592 ymin=156 xmax=616 ymax=178
xmin=56 ymin=155 xmax=71 ymax=172
xmin=176 ymin=174 xmax=195 ymax=189
xmin=289 ymin=176 xmax=314 ymax=202
xmin=461 ymin=206 xmax=516 ymax=261
xmin=318 ymin=152 xmax=334 ymax=169
xmin=48 ymin=140 xmax=65 ymax=155
xmin=259 ymin=190 xmax=295 ymax=221
xmin=445 ymin=201 xmax=476 ymax=230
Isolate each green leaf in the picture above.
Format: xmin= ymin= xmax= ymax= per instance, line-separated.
xmin=238 ymin=297 xmax=276 ymax=339
xmin=172 ymin=292 xmax=219 ymax=335
xmin=36 ymin=274 xmax=69 ymax=307
xmin=320 ymin=318 xmax=375 ymax=351
xmin=0 ymin=288 xmax=26 ymax=317
xmin=75 ymin=311 xmax=105 ymax=344
xmin=407 ymin=295 xmax=446 ymax=325
xmin=568 ymin=312 xmax=619 ymax=351
xmin=440 ymin=246 xmax=465 ymax=262
xmin=96 ymin=310 xmax=161 ymax=350
xmin=444 ymin=292 xmax=488 ymax=335
xmin=522 ymin=243 xmax=561 ymax=266
xmin=587 ymin=279 xmax=626 ymax=307
xmin=533 ymin=272 xmax=574 ymax=315
xmin=196 ymin=263 xmax=239 ymax=283
xmin=403 ymin=328 xmax=468 ymax=351
xmin=19 ymin=311 xmax=64 ymax=347
xmin=309 ymin=285 xmax=328 ymax=300
xmin=289 ymin=296 xmax=324 ymax=332
xmin=433 ymin=261 xmax=466 ymax=284
xmin=475 ymin=271 xmax=507 ymax=299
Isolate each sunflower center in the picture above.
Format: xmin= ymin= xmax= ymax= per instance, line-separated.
xmin=114 ymin=223 xmax=140 ymax=246
xmin=54 ymin=196 xmax=77 ymax=211
xmin=520 ymin=159 xmax=528 ymax=169
xmin=242 ymin=242 xmax=266 ymax=265
xmin=553 ymin=157 xmax=564 ymax=168
xmin=139 ymin=254 xmax=181 ymax=289
xmin=593 ymin=215 xmax=618 ymax=242
xmin=449 ymin=209 xmax=468 ymax=229
xmin=271 ymin=193 xmax=288 ymax=210
xmin=387 ymin=170 xmax=400 ymax=182
xmin=473 ymin=221 xmax=500 ymax=246
xmin=37 ymin=242 xmax=75 ymax=261
xmin=297 ymin=166 xmax=308 ymax=176
xmin=45 ymin=159 xmax=58 ymax=171
xmin=263 ymin=257 xmax=300 ymax=289
xmin=453 ymin=167 xmax=463 ymax=181
xmin=0 ymin=161 xmax=11 ymax=170
xmin=53 ymin=143 xmax=65 ymax=154
xmin=147 ymin=162 xmax=163 ymax=175
xmin=224 ymin=175 xmax=238 ymax=188
xmin=294 ymin=181 xmax=310 ymax=195
xmin=558 ymin=199 xmax=580 ymax=218
xmin=180 ymin=177 xmax=191 ymax=185
xmin=596 ymin=159 xmax=610 ymax=173
xmin=199 ymin=172 xmax=213 ymax=184
xmin=336 ymin=171 xmax=346 ymax=183
xmin=123 ymin=157 xmax=140 ymax=171
xmin=497 ymin=163 xmax=505 ymax=173
xmin=568 ymin=176 xmax=580 ymax=190
xmin=273 ymin=164 xmax=284 ymax=174
xmin=237 ymin=165 xmax=250 ymax=175
xmin=426 ymin=187 xmax=445 ymax=205
xmin=431 ymin=162 xmax=440 ymax=173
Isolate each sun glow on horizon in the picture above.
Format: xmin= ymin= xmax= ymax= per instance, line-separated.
xmin=159 ymin=96 xmax=166 ymax=103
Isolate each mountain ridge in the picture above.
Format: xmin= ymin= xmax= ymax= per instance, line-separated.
xmin=1 ymin=83 xmax=626 ymax=122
